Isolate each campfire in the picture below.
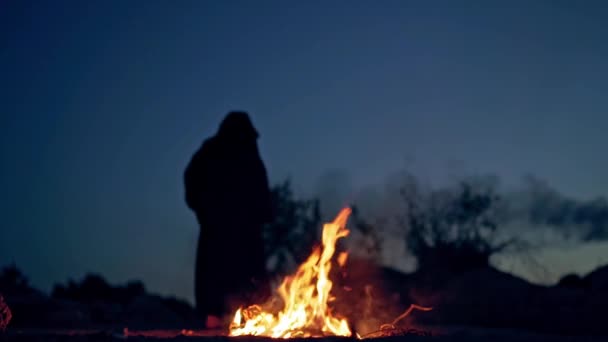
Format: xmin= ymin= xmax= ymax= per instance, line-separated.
xmin=229 ymin=207 xmax=431 ymax=339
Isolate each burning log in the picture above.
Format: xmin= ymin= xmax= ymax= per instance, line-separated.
xmin=0 ymin=294 xmax=12 ymax=331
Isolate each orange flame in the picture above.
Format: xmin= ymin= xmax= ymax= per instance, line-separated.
xmin=229 ymin=207 xmax=432 ymax=338
xmin=229 ymin=207 xmax=353 ymax=338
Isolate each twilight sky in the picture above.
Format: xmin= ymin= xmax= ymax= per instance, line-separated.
xmin=1 ymin=0 xmax=608 ymax=303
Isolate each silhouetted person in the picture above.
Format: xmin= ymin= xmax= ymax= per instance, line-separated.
xmin=184 ymin=111 xmax=273 ymax=328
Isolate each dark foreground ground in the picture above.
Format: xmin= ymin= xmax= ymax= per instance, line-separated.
xmin=3 ymin=263 xmax=608 ymax=341
xmin=2 ymin=326 xmax=608 ymax=342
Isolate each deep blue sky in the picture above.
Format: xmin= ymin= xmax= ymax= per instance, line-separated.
xmin=1 ymin=1 xmax=608 ymax=303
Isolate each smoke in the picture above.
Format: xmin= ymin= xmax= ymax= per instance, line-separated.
xmin=313 ymin=168 xmax=354 ymax=222
xmin=312 ymin=170 xmax=608 ymax=244
xmin=504 ymin=175 xmax=608 ymax=242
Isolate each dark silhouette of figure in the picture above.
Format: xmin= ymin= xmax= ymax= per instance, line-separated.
xmin=184 ymin=111 xmax=273 ymax=327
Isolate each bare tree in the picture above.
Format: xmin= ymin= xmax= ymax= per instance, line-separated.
xmin=398 ymin=175 xmax=517 ymax=274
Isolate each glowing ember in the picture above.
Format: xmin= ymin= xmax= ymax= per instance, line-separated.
xmin=0 ymin=294 xmax=11 ymax=331
xmin=230 ymin=207 xmax=353 ymax=338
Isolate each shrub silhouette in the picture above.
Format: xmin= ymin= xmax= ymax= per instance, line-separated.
xmin=0 ymin=264 xmax=36 ymax=296
xmin=263 ymin=180 xmax=321 ymax=276
xmin=52 ymin=274 xmax=146 ymax=306
xmin=397 ymin=175 xmax=516 ymax=274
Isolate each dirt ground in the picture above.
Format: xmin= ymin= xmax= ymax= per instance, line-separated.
xmin=2 ymin=326 xmax=607 ymax=342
